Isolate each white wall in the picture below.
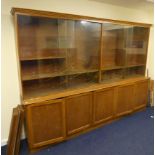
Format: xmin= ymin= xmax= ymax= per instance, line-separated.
xmin=1 ymin=0 xmax=154 ymax=145
xmin=146 ymin=27 xmax=154 ymax=78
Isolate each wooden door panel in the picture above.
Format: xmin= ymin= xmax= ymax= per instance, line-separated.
xmin=115 ymin=84 xmax=134 ymax=117
xmin=26 ymin=99 xmax=66 ymax=149
xmin=134 ymin=80 xmax=148 ymax=110
xmin=66 ymin=93 xmax=93 ymax=135
xmin=93 ymin=88 xmax=114 ymax=124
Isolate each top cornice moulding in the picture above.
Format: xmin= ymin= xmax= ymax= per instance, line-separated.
xmin=11 ymin=7 xmax=152 ymax=27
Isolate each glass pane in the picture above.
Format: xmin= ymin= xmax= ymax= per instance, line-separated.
xmin=101 ymin=23 xmax=126 ymax=83
xmin=125 ymin=26 xmax=149 ymax=78
xmin=17 ymin=15 xmax=69 ymax=99
xmin=102 ymin=23 xmax=126 ymax=69
xmin=67 ymin=20 xmax=101 ymax=87
xmin=68 ymin=72 xmax=99 ymax=89
xmin=67 ymin=21 xmax=101 ymax=71
xmin=23 ymin=77 xmax=66 ymax=99
xmin=21 ymin=60 xmax=66 ymax=81
xmin=101 ymin=69 xmax=124 ymax=83
xmin=18 ymin=15 xmax=101 ymax=99
xmin=125 ymin=26 xmax=149 ymax=66
xmin=125 ymin=66 xmax=145 ymax=79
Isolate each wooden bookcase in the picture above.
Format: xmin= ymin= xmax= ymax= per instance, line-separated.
xmin=11 ymin=8 xmax=151 ymax=152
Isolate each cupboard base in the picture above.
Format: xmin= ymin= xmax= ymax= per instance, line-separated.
xmin=28 ymin=106 xmax=146 ymax=153
xmin=24 ymin=78 xmax=149 ymax=152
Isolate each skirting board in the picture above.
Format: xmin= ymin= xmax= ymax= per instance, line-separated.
xmin=1 ymin=121 xmax=25 ymax=146
xmin=1 ymin=137 xmax=25 ymax=147
xmin=1 ymin=139 xmax=8 ymax=146
xmin=1 ymin=132 xmax=25 ymax=147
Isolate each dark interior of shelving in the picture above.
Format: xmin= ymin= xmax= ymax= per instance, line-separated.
xmin=21 ymin=59 xmax=66 ymax=80
xmin=23 ymin=71 xmax=99 ymax=99
xmin=18 ymin=15 xmax=60 ymax=58
xmin=68 ymin=72 xmax=99 ymax=88
xmin=125 ymin=66 xmax=145 ymax=78
xmin=125 ymin=26 xmax=148 ymax=66
xmin=102 ymin=25 xmax=126 ymax=69
xmin=73 ymin=21 xmax=100 ymax=71
xmin=126 ymin=53 xmax=146 ymax=66
xmin=23 ymin=76 xmax=67 ymax=99
xmin=101 ymin=69 xmax=124 ymax=83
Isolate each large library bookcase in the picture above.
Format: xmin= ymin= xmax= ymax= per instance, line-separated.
xmin=11 ymin=8 xmax=151 ymax=152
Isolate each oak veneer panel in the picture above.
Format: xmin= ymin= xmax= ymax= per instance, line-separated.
xmin=26 ymin=99 xmax=66 ymax=149
xmin=93 ymin=88 xmax=114 ymax=124
xmin=66 ymin=92 xmax=93 ymax=135
xmin=134 ymin=80 xmax=148 ymax=110
xmin=115 ymin=84 xmax=134 ymax=117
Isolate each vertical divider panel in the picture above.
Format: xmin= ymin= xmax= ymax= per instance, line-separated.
xmin=14 ymin=14 xmax=24 ymax=99
xmin=99 ymin=24 xmax=103 ymax=83
xmin=123 ymin=26 xmax=128 ymax=79
xmin=58 ymin=20 xmax=68 ymax=88
xmin=113 ymin=86 xmax=118 ymax=116
xmin=144 ymin=28 xmax=151 ymax=76
xmin=65 ymin=48 xmax=69 ymax=88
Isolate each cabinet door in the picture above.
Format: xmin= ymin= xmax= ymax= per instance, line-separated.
xmin=26 ymin=99 xmax=66 ymax=149
xmin=93 ymin=88 xmax=114 ymax=125
xmin=134 ymin=80 xmax=148 ymax=110
xmin=66 ymin=93 xmax=93 ymax=135
xmin=115 ymin=84 xmax=134 ymax=117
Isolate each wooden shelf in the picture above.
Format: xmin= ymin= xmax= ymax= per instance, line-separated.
xmin=20 ymin=56 xmax=66 ymax=61
xmin=67 ymin=69 xmax=98 ymax=76
xmin=24 ymin=87 xmax=67 ymax=100
xmin=22 ymin=72 xmax=66 ymax=81
xmin=126 ymin=64 xmax=145 ymax=68
xmin=126 ymin=48 xmax=146 ymax=55
xmin=102 ymin=66 xmax=124 ymax=71
xmin=22 ymin=69 xmax=98 ymax=81
xmin=101 ymin=78 xmax=124 ymax=84
xmin=125 ymin=74 xmax=144 ymax=79
xmin=102 ymin=64 xmax=145 ymax=71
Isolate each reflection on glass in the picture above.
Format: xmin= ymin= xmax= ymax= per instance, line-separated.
xmin=125 ymin=26 xmax=149 ymax=78
xmin=101 ymin=69 xmax=124 ymax=83
xmin=101 ymin=23 xmax=149 ymax=82
xmin=101 ymin=23 xmax=126 ymax=82
xmin=68 ymin=21 xmax=100 ymax=72
xmin=68 ymin=72 xmax=99 ymax=88
xmin=124 ymin=66 xmax=145 ymax=78
xmin=125 ymin=26 xmax=149 ymax=66
xmin=102 ymin=23 xmax=126 ymax=69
